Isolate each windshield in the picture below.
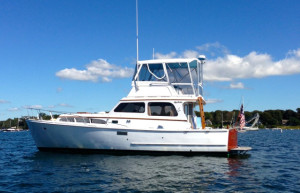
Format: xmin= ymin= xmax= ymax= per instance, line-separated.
xmin=132 ymin=59 xmax=202 ymax=96
xmin=166 ymin=63 xmax=191 ymax=83
xmin=137 ymin=63 xmax=167 ymax=81
xmin=166 ymin=60 xmax=198 ymax=95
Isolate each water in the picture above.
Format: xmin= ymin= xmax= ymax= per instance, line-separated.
xmin=1 ymin=130 xmax=300 ymax=192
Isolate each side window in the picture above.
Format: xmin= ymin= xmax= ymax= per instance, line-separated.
xmin=59 ymin=117 xmax=67 ymax=122
xmin=75 ymin=117 xmax=90 ymax=123
xmin=148 ymin=102 xmax=178 ymax=116
xmin=114 ymin=103 xmax=145 ymax=113
xmin=91 ymin=119 xmax=106 ymax=124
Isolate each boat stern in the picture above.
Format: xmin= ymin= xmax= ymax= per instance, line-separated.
xmin=228 ymin=128 xmax=252 ymax=155
xmin=228 ymin=128 xmax=238 ymax=151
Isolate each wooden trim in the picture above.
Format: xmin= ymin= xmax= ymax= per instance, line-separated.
xmin=198 ymin=97 xmax=206 ymax=129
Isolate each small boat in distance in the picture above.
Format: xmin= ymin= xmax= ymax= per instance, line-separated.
xmin=1 ymin=119 xmax=22 ymax=132
xmin=236 ymin=104 xmax=260 ymax=132
xmin=1 ymin=127 xmax=22 ymax=132
xmin=243 ymin=113 xmax=260 ymax=131
xmin=26 ymin=56 xmax=251 ymax=155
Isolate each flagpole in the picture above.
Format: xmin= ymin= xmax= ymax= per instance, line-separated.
xmin=242 ymin=96 xmax=244 ymax=107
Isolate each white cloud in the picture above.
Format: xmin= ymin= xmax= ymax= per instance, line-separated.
xmin=205 ymin=99 xmax=223 ymax=104
xmin=154 ymin=42 xmax=230 ymax=59
xmin=196 ymin=42 xmax=230 ymax=57
xmin=228 ymin=82 xmax=245 ymax=89
xmin=58 ymin=103 xmax=73 ymax=108
xmin=56 ymin=59 xmax=134 ymax=82
xmin=287 ymin=49 xmax=300 ymax=58
xmin=182 ymin=50 xmax=199 ymax=58
xmin=46 ymin=103 xmax=73 ymax=109
xmin=154 ymin=44 xmax=300 ymax=82
xmin=8 ymin=107 xmax=21 ymax=112
xmin=56 ymin=68 xmax=98 ymax=82
xmin=154 ymin=51 xmax=177 ymax=59
xmin=24 ymin=105 xmax=43 ymax=109
xmin=205 ymin=49 xmax=300 ymax=81
xmin=0 ymin=99 xmax=10 ymax=104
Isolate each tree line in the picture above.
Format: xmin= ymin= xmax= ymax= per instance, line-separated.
xmin=202 ymin=108 xmax=300 ymax=128
xmin=0 ymin=113 xmax=59 ymax=130
xmin=0 ymin=118 xmax=28 ymax=130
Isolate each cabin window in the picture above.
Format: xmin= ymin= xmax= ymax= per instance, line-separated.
xmin=148 ymin=102 xmax=178 ymax=116
xmin=138 ymin=63 xmax=167 ymax=81
xmin=58 ymin=117 xmax=74 ymax=122
xmin=59 ymin=117 xmax=67 ymax=122
xmin=91 ymin=119 xmax=106 ymax=124
xmin=114 ymin=102 xmax=145 ymax=113
xmin=75 ymin=117 xmax=90 ymax=123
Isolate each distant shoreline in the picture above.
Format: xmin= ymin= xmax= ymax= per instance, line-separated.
xmin=276 ymin=126 xmax=300 ymax=130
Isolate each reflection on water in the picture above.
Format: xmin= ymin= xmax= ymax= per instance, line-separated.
xmin=1 ymin=130 xmax=300 ymax=192
xmin=22 ymin=152 xmax=253 ymax=192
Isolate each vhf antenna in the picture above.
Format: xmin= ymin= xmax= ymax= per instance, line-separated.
xmin=134 ymin=0 xmax=139 ymax=91
xmin=136 ymin=0 xmax=139 ymax=63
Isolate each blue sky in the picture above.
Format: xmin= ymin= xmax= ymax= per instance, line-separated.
xmin=1 ymin=0 xmax=300 ymax=120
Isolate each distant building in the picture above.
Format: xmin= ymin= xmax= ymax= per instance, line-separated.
xmin=282 ymin=119 xmax=288 ymax=125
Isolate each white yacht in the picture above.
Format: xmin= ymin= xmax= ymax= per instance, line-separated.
xmin=27 ymin=56 xmax=251 ymax=155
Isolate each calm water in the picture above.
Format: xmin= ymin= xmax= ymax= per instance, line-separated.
xmin=1 ymin=130 xmax=300 ymax=192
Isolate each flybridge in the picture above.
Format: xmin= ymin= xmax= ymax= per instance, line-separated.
xmin=133 ymin=0 xmax=205 ymax=98
xmin=131 ymin=56 xmax=205 ymax=97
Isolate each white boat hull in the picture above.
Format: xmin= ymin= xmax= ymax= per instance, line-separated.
xmin=243 ymin=127 xmax=259 ymax=131
xmin=27 ymin=120 xmax=234 ymax=154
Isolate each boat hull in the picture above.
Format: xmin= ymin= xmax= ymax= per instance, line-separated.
xmin=243 ymin=127 xmax=259 ymax=131
xmin=27 ymin=120 xmax=234 ymax=154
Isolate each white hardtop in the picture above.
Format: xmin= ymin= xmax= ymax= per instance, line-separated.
xmin=138 ymin=58 xmax=199 ymax=64
xmin=121 ymin=96 xmax=200 ymax=101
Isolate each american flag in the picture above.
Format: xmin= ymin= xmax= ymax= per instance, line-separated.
xmin=239 ymin=104 xmax=245 ymax=130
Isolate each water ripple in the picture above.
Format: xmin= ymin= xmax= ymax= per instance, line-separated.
xmin=0 ymin=130 xmax=300 ymax=192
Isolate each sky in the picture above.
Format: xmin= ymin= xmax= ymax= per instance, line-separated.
xmin=1 ymin=0 xmax=300 ymax=120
